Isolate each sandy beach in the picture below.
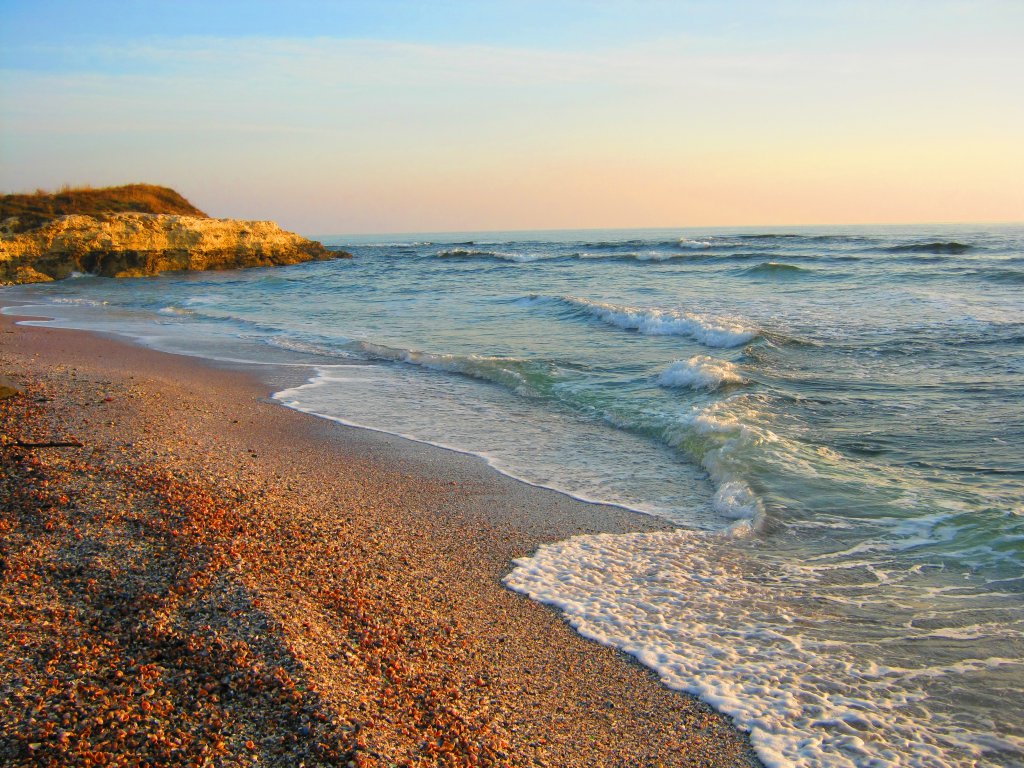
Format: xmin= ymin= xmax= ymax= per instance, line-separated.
xmin=0 ymin=307 xmax=761 ymax=767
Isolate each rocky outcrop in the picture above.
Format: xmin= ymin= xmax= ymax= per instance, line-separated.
xmin=0 ymin=213 xmax=349 ymax=284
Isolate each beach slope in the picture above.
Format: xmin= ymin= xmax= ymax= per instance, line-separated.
xmin=0 ymin=311 xmax=761 ymax=767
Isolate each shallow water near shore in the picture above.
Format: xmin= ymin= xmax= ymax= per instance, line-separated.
xmin=5 ymin=223 xmax=1024 ymax=767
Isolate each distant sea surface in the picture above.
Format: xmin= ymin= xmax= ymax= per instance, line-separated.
xmin=5 ymin=224 xmax=1023 ymax=767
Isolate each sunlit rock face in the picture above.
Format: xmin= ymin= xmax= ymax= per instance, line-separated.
xmin=1 ymin=213 xmax=347 ymax=283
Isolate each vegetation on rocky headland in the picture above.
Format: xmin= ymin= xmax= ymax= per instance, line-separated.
xmin=0 ymin=184 xmax=207 ymax=234
xmin=0 ymin=185 xmax=348 ymax=284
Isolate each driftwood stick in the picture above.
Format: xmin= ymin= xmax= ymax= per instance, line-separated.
xmin=14 ymin=439 xmax=84 ymax=449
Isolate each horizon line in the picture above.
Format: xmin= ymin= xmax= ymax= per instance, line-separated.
xmin=310 ymin=219 xmax=1024 ymax=239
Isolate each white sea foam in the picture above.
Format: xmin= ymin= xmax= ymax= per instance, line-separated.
xmin=657 ymin=356 xmax=747 ymax=390
xmin=678 ymin=237 xmax=716 ymax=249
xmin=560 ymin=296 xmax=757 ymax=348
xmin=435 ymin=248 xmax=545 ymax=263
xmin=505 ymin=529 xmax=1023 ymax=768
xmin=48 ymin=297 xmax=108 ymax=306
xmin=711 ymin=480 xmax=764 ymax=535
xmin=362 ymin=241 xmax=434 ymax=247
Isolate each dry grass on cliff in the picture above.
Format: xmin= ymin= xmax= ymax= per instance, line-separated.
xmin=0 ymin=185 xmax=208 ymax=233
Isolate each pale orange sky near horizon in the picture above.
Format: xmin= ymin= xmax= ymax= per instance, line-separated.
xmin=2 ymin=2 xmax=1022 ymax=234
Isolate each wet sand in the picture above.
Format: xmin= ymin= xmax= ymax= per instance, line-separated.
xmin=0 ymin=307 xmax=762 ymax=767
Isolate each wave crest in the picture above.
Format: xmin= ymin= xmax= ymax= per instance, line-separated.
xmin=885 ymin=241 xmax=974 ymax=255
xmin=435 ymin=248 xmax=545 ymax=263
xmin=356 ymin=341 xmax=554 ymax=395
xmin=576 ymin=250 xmax=689 ymax=262
xmin=657 ymin=356 xmax=748 ymax=391
xmin=661 ymin=398 xmax=777 ymax=534
xmin=557 ymin=296 xmax=758 ymax=348
xmin=741 ymin=261 xmax=808 ymax=276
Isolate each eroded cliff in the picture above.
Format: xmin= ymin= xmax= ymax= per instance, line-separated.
xmin=1 ymin=213 xmax=348 ymax=284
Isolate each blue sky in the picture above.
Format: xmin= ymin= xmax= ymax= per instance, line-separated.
xmin=2 ymin=1 xmax=1022 ymax=233
xmin=2 ymin=2 xmax=845 ymax=53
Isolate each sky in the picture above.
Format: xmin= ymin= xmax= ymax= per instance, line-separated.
xmin=1 ymin=1 xmax=1022 ymax=234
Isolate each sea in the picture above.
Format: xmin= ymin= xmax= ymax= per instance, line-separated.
xmin=4 ymin=224 xmax=1023 ymax=767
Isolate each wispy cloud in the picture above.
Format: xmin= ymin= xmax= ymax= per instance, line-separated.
xmin=2 ymin=17 xmax=1021 ymax=229
xmin=8 ymin=28 xmax=1020 ymax=120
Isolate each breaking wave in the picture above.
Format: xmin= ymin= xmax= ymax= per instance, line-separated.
xmin=553 ymin=296 xmax=758 ymax=348
xmin=657 ymin=356 xmax=748 ymax=391
xmin=434 ymin=248 xmax=547 ymax=263
xmin=575 ymin=250 xmax=692 ymax=262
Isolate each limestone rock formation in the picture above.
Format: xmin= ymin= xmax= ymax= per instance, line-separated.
xmin=0 ymin=213 xmax=349 ymax=284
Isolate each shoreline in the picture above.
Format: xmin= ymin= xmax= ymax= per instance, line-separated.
xmin=7 ymin=304 xmax=691 ymax=531
xmin=0 ymin=306 xmax=762 ymax=766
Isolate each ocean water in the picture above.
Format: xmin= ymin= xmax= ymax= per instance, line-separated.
xmin=4 ymin=224 xmax=1023 ymax=767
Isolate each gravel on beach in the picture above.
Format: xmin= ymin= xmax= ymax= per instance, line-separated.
xmin=0 ymin=311 xmax=761 ymax=767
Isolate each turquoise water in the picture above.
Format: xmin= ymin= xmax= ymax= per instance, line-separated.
xmin=5 ymin=224 xmax=1023 ymax=766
